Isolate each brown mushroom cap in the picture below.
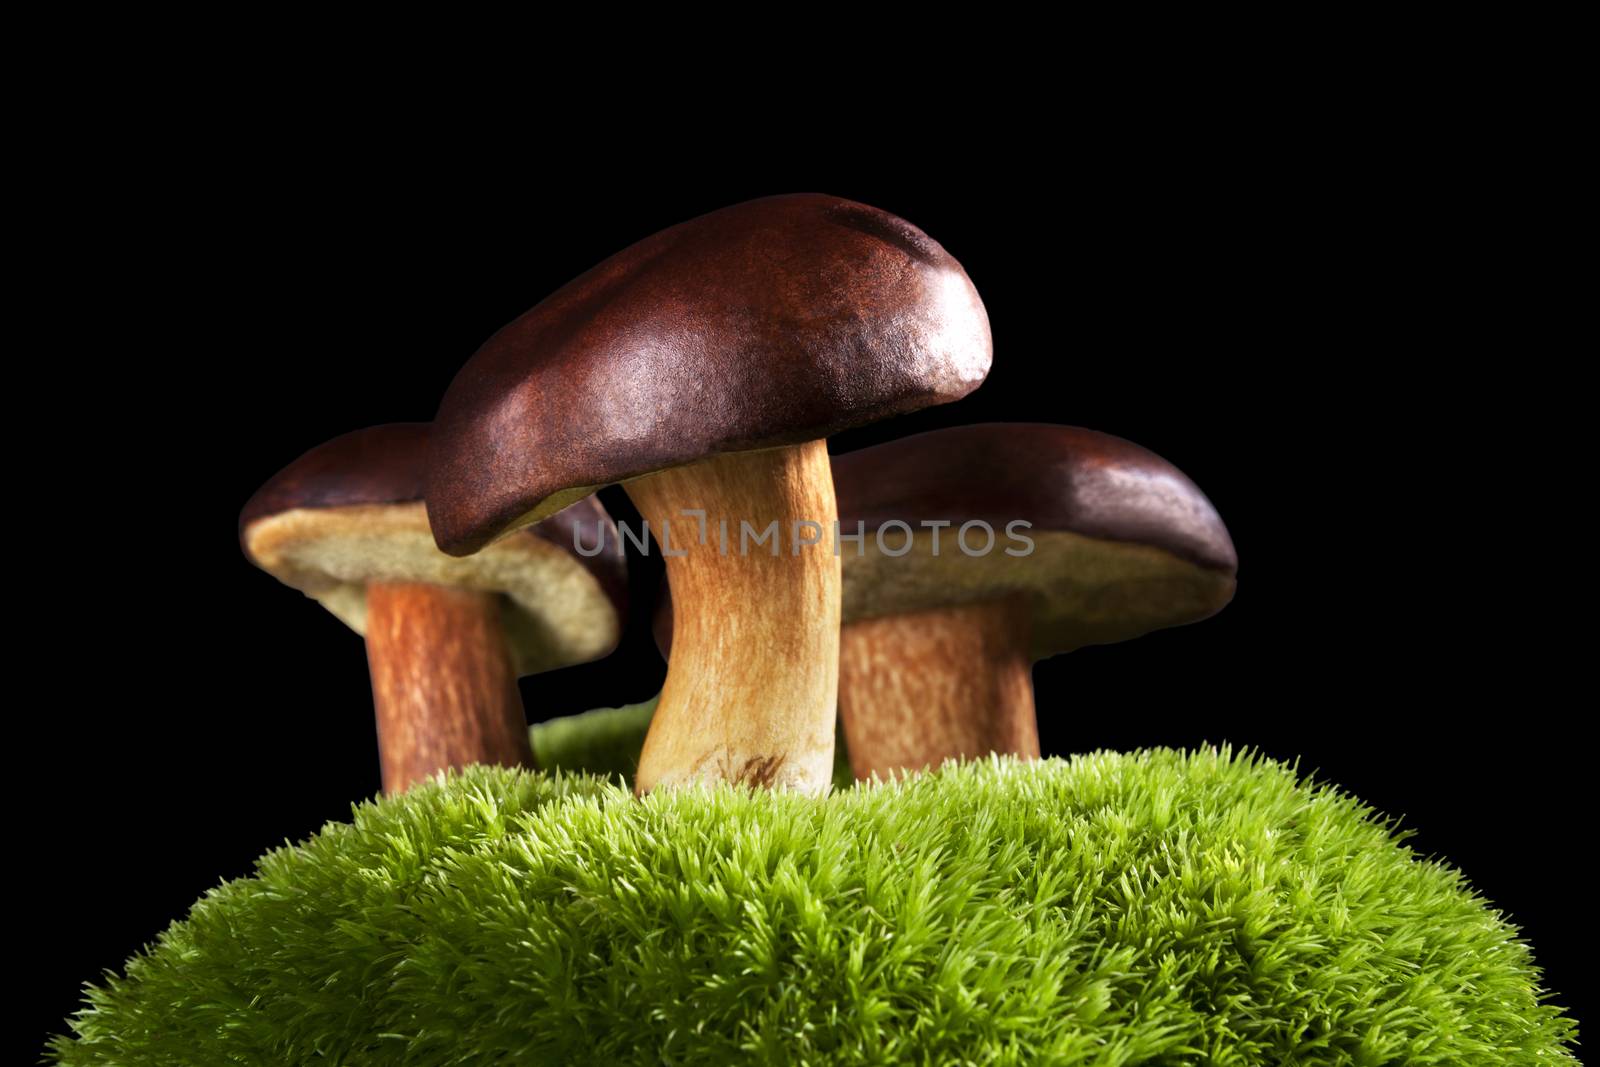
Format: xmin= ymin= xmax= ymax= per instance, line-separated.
xmin=426 ymin=193 xmax=992 ymax=556
xmin=831 ymin=423 xmax=1236 ymax=657
xmin=241 ymin=423 xmax=626 ymax=675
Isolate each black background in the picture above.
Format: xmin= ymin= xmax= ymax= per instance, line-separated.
xmin=32 ymin=143 xmax=1585 ymax=1047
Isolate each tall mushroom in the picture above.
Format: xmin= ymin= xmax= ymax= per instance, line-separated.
xmin=241 ymin=422 xmax=626 ymax=792
xmin=828 ymin=424 xmax=1237 ymax=779
xmin=426 ymin=194 xmax=991 ymax=794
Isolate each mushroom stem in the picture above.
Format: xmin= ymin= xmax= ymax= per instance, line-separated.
xmin=627 ymin=440 xmax=840 ymax=794
xmin=364 ymin=581 xmax=533 ymax=793
xmin=838 ymin=596 xmax=1038 ymax=780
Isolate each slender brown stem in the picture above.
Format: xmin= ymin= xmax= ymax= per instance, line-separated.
xmin=627 ymin=440 xmax=840 ymax=794
xmin=364 ymin=581 xmax=533 ymax=793
xmin=838 ymin=596 xmax=1038 ymax=780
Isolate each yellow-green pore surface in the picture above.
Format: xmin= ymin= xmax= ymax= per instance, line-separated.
xmin=53 ymin=750 xmax=1576 ymax=1065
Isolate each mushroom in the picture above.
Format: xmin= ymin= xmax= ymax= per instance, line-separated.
xmin=830 ymin=424 xmax=1237 ymax=779
xmin=426 ymin=194 xmax=991 ymax=794
xmin=241 ymin=422 xmax=626 ymax=792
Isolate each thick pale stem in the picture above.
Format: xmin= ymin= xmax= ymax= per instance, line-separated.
xmin=838 ymin=597 xmax=1038 ymax=780
xmin=364 ymin=581 xmax=533 ymax=793
xmin=627 ymin=441 xmax=840 ymax=794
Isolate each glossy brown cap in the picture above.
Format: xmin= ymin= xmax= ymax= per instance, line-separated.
xmin=831 ymin=423 xmax=1237 ymax=657
xmin=240 ymin=422 xmax=434 ymax=526
xmin=241 ymin=423 xmax=626 ymax=675
xmin=833 ymin=424 xmax=1236 ymax=572
xmin=426 ymin=193 xmax=992 ymax=556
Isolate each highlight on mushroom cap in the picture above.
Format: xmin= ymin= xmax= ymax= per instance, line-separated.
xmin=425 ymin=193 xmax=992 ymax=557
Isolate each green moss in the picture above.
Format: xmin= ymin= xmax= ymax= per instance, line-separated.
xmin=530 ymin=697 xmax=659 ymax=782
xmin=51 ymin=749 xmax=1576 ymax=1065
xmin=530 ymin=696 xmax=855 ymax=791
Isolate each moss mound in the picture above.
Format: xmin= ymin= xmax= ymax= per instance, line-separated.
xmin=52 ymin=750 xmax=1576 ymax=1064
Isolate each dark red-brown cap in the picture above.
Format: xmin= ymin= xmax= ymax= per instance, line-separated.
xmin=426 ymin=193 xmax=993 ymax=556
xmin=241 ymin=422 xmax=626 ymax=675
xmin=830 ymin=423 xmax=1237 ymax=657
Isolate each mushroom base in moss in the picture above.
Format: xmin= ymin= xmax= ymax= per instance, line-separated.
xmin=530 ymin=697 xmax=855 ymax=791
xmin=839 ymin=597 xmax=1040 ymax=780
xmin=52 ymin=747 xmax=1575 ymax=1065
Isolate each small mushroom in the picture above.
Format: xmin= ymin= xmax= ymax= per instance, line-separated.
xmin=241 ymin=423 xmax=626 ymax=792
xmin=427 ymin=194 xmax=991 ymax=794
xmin=829 ymin=423 xmax=1237 ymax=780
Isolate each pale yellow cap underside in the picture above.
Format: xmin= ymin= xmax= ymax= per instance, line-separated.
xmin=842 ymin=528 xmax=1234 ymax=657
xmin=242 ymin=502 xmax=620 ymax=676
